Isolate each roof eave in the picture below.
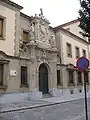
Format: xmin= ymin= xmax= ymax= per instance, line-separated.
xmin=20 ymin=12 xmax=31 ymax=20
xmin=1 ymin=0 xmax=23 ymax=10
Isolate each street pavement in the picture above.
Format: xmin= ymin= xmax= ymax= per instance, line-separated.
xmin=0 ymin=98 xmax=90 ymax=120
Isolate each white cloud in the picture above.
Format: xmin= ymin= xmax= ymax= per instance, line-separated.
xmin=12 ymin=0 xmax=80 ymax=27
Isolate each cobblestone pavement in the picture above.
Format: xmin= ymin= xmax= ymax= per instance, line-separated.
xmin=0 ymin=99 xmax=52 ymax=112
xmin=0 ymin=98 xmax=90 ymax=120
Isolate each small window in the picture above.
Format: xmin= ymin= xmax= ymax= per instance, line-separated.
xmin=68 ymin=71 xmax=74 ymax=85
xmin=77 ymin=71 xmax=82 ymax=84
xmin=21 ymin=66 xmax=28 ymax=86
xmin=57 ymin=70 xmax=61 ymax=85
xmin=23 ymin=31 xmax=29 ymax=42
xmin=75 ymin=47 xmax=80 ymax=59
xmin=67 ymin=43 xmax=72 ymax=57
xmin=0 ymin=18 xmax=3 ymax=38
xmin=82 ymin=49 xmax=86 ymax=57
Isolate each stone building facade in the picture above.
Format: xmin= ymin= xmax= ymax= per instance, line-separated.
xmin=0 ymin=0 xmax=90 ymax=102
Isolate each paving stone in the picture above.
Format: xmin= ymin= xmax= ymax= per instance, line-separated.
xmin=0 ymin=98 xmax=90 ymax=120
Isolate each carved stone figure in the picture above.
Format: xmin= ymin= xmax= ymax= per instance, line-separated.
xmin=40 ymin=8 xmax=43 ymax=15
xmin=19 ymin=36 xmax=23 ymax=51
xmin=40 ymin=25 xmax=45 ymax=36
xmin=50 ymin=34 xmax=56 ymax=48
xmin=29 ymin=23 xmax=35 ymax=42
xmin=39 ymin=25 xmax=45 ymax=41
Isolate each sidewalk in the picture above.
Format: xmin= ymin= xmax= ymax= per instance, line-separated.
xmin=0 ymin=92 xmax=89 ymax=113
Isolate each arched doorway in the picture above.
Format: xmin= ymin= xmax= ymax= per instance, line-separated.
xmin=39 ymin=64 xmax=48 ymax=94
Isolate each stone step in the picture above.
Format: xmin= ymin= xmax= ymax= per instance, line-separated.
xmin=42 ymin=94 xmax=52 ymax=98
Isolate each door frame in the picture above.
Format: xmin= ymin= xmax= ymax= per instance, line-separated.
xmin=39 ymin=63 xmax=48 ymax=94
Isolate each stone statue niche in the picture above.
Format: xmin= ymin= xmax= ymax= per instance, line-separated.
xmin=29 ymin=22 xmax=35 ymax=43
xmin=49 ymin=34 xmax=56 ymax=48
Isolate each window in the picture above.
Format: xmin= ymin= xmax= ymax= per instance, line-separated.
xmin=21 ymin=66 xmax=28 ymax=86
xmin=82 ymin=49 xmax=86 ymax=57
xmin=0 ymin=64 xmax=3 ymax=86
xmin=68 ymin=71 xmax=74 ymax=85
xmin=75 ymin=47 xmax=80 ymax=59
xmin=77 ymin=71 xmax=82 ymax=84
xmin=57 ymin=70 xmax=61 ymax=85
xmin=0 ymin=18 xmax=3 ymax=38
xmin=67 ymin=43 xmax=72 ymax=57
xmin=84 ymin=71 xmax=89 ymax=84
xmin=23 ymin=31 xmax=29 ymax=42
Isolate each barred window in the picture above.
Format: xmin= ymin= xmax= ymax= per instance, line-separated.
xmin=57 ymin=70 xmax=61 ymax=85
xmin=21 ymin=66 xmax=28 ymax=86
xmin=67 ymin=43 xmax=72 ymax=57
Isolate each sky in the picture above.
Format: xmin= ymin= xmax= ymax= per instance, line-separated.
xmin=11 ymin=0 xmax=80 ymax=27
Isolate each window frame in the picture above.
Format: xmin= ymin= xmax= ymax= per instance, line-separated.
xmin=66 ymin=42 xmax=72 ymax=58
xmin=22 ymin=30 xmax=29 ymax=43
xmin=77 ymin=71 xmax=82 ymax=85
xmin=68 ymin=70 xmax=74 ymax=86
xmin=0 ymin=15 xmax=6 ymax=40
xmin=82 ymin=49 xmax=86 ymax=57
xmin=21 ymin=66 xmax=28 ymax=87
xmin=57 ymin=70 xmax=61 ymax=85
xmin=0 ymin=18 xmax=3 ymax=38
xmin=75 ymin=46 xmax=80 ymax=59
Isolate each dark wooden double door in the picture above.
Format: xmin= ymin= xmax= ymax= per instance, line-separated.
xmin=39 ymin=64 xmax=48 ymax=94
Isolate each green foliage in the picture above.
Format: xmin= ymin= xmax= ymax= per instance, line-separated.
xmin=78 ymin=0 xmax=90 ymax=38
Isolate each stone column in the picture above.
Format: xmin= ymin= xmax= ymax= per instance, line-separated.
xmin=50 ymin=62 xmax=57 ymax=89
xmin=74 ymin=71 xmax=77 ymax=87
xmin=29 ymin=45 xmax=37 ymax=91
xmin=28 ymin=44 xmax=42 ymax=99
xmin=61 ymin=66 xmax=68 ymax=89
xmin=61 ymin=66 xmax=71 ymax=96
xmin=73 ymin=70 xmax=78 ymax=94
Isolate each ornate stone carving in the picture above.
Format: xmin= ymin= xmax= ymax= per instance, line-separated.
xmin=50 ymin=34 xmax=56 ymax=48
xmin=42 ymin=50 xmax=47 ymax=59
xmin=19 ymin=36 xmax=23 ymax=51
xmin=31 ymin=8 xmax=50 ymax=46
xmin=29 ymin=23 xmax=35 ymax=43
xmin=30 ymin=57 xmax=35 ymax=64
xmin=39 ymin=24 xmax=46 ymax=41
xmin=40 ymin=8 xmax=43 ymax=16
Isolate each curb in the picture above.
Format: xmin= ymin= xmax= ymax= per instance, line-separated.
xmin=0 ymin=98 xmax=85 ymax=114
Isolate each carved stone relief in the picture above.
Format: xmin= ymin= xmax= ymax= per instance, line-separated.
xmin=31 ymin=9 xmax=50 ymax=45
xmin=36 ymin=49 xmax=53 ymax=64
xmin=29 ymin=23 xmax=36 ymax=43
xmin=49 ymin=33 xmax=56 ymax=48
